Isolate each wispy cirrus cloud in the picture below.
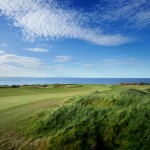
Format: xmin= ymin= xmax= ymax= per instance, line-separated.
xmin=0 ymin=0 xmax=129 ymax=46
xmin=0 ymin=54 xmax=43 ymax=69
xmin=54 ymin=55 xmax=72 ymax=62
xmin=92 ymin=0 xmax=150 ymax=30
xmin=101 ymin=57 xmax=136 ymax=66
xmin=0 ymin=63 xmax=49 ymax=77
xmin=134 ymin=11 xmax=150 ymax=29
xmin=0 ymin=52 xmax=73 ymax=77
xmin=25 ymin=47 xmax=49 ymax=52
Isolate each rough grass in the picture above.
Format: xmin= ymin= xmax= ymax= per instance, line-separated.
xmin=6 ymin=88 xmax=149 ymax=150
xmin=0 ymin=85 xmax=150 ymax=150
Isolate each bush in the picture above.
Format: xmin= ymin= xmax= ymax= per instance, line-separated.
xmin=11 ymin=85 xmax=21 ymax=88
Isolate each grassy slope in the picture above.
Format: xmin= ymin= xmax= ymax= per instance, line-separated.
xmin=0 ymin=84 xmax=150 ymax=150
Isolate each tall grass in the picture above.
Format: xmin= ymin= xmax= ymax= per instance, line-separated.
xmin=16 ymin=88 xmax=150 ymax=150
xmin=0 ymin=87 xmax=149 ymax=149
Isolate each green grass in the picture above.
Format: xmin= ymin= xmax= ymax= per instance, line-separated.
xmin=0 ymin=84 xmax=110 ymax=131
xmin=0 ymin=84 xmax=110 ymax=110
xmin=0 ymin=84 xmax=149 ymax=150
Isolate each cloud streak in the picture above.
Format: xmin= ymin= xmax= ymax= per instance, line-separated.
xmin=0 ymin=54 xmax=43 ymax=69
xmin=25 ymin=47 xmax=49 ymax=52
xmin=0 ymin=0 xmax=129 ymax=46
xmin=0 ymin=53 xmax=73 ymax=77
xmin=54 ymin=55 xmax=72 ymax=62
xmin=101 ymin=58 xmax=136 ymax=66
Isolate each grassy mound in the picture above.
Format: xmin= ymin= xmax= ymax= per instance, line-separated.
xmin=17 ymin=88 xmax=150 ymax=150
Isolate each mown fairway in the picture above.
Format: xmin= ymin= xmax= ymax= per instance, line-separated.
xmin=0 ymin=84 xmax=149 ymax=150
xmin=0 ymin=84 xmax=111 ymax=110
xmin=0 ymin=84 xmax=110 ymax=131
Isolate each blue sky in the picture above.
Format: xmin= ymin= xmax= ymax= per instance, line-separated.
xmin=0 ymin=0 xmax=150 ymax=77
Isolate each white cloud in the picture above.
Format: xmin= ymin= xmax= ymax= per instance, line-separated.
xmin=0 ymin=64 xmax=16 ymax=71
xmin=93 ymin=0 xmax=150 ymax=30
xmin=0 ymin=0 xmax=129 ymax=46
xmin=0 ymin=54 xmax=43 ymax=69
xmin=101 ymin=57 xmax=136 ymax=66
xmin=0 ymin=52 xmax=49 ymax=77
xmin=54 ymin=55 xmax=72 ymax=62
xmin=0 ymin=64 xmax=49 ymax=77
xmin=0 ymin=53 xmax=73 ymax=77
xmin=25 ymin=47 xmax=49 ymax=52
xmin=0 ymin=50 xmax=5 ymax=54
xmin=134 ymin=11 xmax=150 ymax=28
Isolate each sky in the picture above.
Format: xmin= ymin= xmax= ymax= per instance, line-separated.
xmin=0 ymin=0 xmax=150 ymax=78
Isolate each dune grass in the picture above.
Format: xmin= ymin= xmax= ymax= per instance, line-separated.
xmin=0 ymin=84 xmax=149 ymax=150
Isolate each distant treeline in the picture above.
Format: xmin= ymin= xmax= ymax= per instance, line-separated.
xmin=0 ymin=85 xmax=21 ymax=88
xmin=0 ymin=84 xmax=81 ymax=88
xmin=53 ymin=84 xmax=82 ymax=88
xmin=0 ymin=84 xmax=48 ymax=88
xmin=120 ymin=82 xmax=150 ymax=85
xmin=0 ymin=83 xmax=149 ymax=88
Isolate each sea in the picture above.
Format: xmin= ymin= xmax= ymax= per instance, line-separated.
xmin=0 ymin=77 xmax=150 ymax=85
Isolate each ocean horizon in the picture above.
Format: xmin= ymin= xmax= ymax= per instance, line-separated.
xmin=0 ymin=77 xmax=150 ymax=85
